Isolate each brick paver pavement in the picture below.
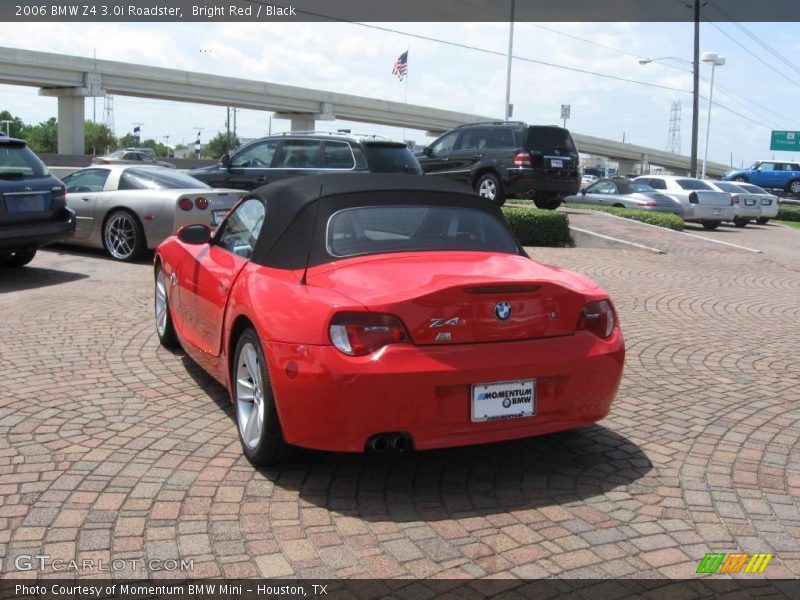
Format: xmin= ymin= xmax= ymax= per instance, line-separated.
xmin=1 ymin=221 xmax=798 ymax=579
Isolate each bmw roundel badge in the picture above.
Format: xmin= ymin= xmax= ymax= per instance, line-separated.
xmin=494 ymin=301 xmax=512 ymax=321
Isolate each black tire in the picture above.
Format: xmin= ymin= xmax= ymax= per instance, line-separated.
xmin=733 ymin=217 xmax=749 ymax=228
xmin=0 ymin=247 xmax=37 ymax=268
xmin=733 ymin=176 xmax=748 ymax=183
xmin=475 ymin=173 xmax=506 ymax=207
xmin=612 ymin=203 xmax=626 ymax=208
xmin=154 ymin=264 xmax=178 ymax=349
xmin=233 ymin=328 xmax=292 ymax=465
xmin=533 ymin=193 xmax=563 ymax=210
xmin=756 ymin=217 xmax=769 ymax=225
xmin=701 ymin=220 xmax=721 ymax=230
xmin=103 ymin=209 xmax=146 ymax=262
xmin=787 ymin=179 xmax=800 ymax=195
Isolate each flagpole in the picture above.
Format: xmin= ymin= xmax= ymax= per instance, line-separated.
xmin=402 ymin=48 xmax=408 ymax=142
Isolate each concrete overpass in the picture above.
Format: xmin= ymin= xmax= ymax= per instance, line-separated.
xmin=0 ymin=46 xmax=730 ymax=176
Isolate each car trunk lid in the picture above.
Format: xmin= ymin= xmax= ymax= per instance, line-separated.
xmin=307 ymin=252 xmax=590 ymax=344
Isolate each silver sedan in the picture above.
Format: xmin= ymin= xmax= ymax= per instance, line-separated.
xmin=566 ymin=178 xmax=683 ymax=214
xmin=60 ymin=165 xmax=240 ymax=261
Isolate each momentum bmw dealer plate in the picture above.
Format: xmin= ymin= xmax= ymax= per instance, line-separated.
xmin=471 ymin=379 xmax=536 ymax=422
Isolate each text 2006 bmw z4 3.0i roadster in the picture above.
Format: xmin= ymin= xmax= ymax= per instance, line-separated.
xmin=153 ymin=174 xmax=625 ymax=465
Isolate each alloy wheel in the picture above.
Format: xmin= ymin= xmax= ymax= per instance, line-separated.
xmin=104 ymin=213 xmax=138 ymax=260
xmin=791 ymin=181 xmax=800 ymax=194
xmin=478 ymin=178 xmax=497 ymax=200
xmin=236 ymin=342 xmax=264 ymax=451
xmin=155 ymin=269 xmax=168 ymax=337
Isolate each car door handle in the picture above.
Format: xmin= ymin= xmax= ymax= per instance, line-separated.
xmin=256 ymin=176 xmax=267 ymax=183
xmin=473 ymin=154 xmax=483 ymax=159
xmin=81 ymin=197 xmax=91 ymax=202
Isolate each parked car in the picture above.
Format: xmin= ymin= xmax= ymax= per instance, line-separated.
xmin=634 ymin=176 xmax=734 ymax=229
xmin=154 ymin=174 xmax=624 ymax=464
xmin=733 ymin=182 xmax=779 ymax=224
xmin=567 ymin=178 xmax=683 ymax=214
xmin=0 ymin=137 xmax=75 ymax=268
xmin=705 ymin=181 xmax=762 ymax=227
xmin=60 ymin=165 xmax=239 ymax=261
xmin=188 ymin=132 xmax=421 ymax=191
xmin=416 ymin=122 xmax=580 ymax=209
xmin=92 ymin=149 xmax=175 ymax=169
xmin=723 ymin=160 xmax=800 ymax=194
xmin=580 ymin=174 xmax=599 ymax=188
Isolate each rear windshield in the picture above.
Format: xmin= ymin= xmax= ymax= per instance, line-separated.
xmin=0 ymin=144 xmax=49 ymax=178
xmin=676 ymin=179 xmax=713 ymax=191
xmin=364 ymin=144 xmax=422 ymax=174
xmin=525 ymin=127 xmax=577 ymax=155
xmin=739 ymin=183 xmax=768 ymax=194
xmin=711 ymin=181 xmax=745 ymax=193
xmin=327 ymin=205 xmax=518 ymax=258
xmin=118 ymin=167 xmax=210 ymax=190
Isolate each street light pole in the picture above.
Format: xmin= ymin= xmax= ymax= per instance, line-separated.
xmin=701 ymin=52 xmax=725 ymax=179
xmin=504 ymin=0 xmax=515 ymax=121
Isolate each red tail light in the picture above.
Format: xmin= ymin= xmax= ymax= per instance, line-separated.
xmin=576 ymin=300 xmax=616 ymax=339
xmin=513 ymin=150 xmax=532 ymax=168
xmin=641 ymin=202 xmax=658 ymax=207
xmin=195 ymin=197 xmax=209 ymax=210
xmin=178 ymin=197 xmax=193 ymax=211
xmin=329 ymin=312 xmax=408 ymax=356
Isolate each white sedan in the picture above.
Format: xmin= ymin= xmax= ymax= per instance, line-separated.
xmin=60 ymin=165 xmax=239 ymax=261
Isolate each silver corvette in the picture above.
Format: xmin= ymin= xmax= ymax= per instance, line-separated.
xmin=60 ymin=165 xmax=240 ymax=261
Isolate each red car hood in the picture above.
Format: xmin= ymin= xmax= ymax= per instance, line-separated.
xmin=306 ymin=252 xmax=604 ymax=344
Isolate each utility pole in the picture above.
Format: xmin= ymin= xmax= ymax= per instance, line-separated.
xmin=690 ymin=0 xmax=700 ymax=177
xmin=226 ymin=107 xmax=231 ymax=153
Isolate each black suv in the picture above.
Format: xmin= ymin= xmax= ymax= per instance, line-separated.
xmin=417 ymin=122 xmax=580 ymax=208
xmin=188 ymin=132 xmax=422 ymax=190
xmin=0 ymin=137 xmax=75 ymax=268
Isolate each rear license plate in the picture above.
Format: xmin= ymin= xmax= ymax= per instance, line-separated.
xmin=471 ymin=379 xmax=536 ymax=423
xmin=550 ymin=159 xmax=564 ymax=168
xmin=212 ymin=210 xmax=227 ymax=225
xmin=6 ymin=194 xmax=46 ymax=213
xmin=713 ymin=208 xmax=723 ymax=215
xmin=745 ymin=199 xmax=756 ymax=206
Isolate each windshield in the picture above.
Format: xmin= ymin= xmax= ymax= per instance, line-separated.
xmin=0 ymin=144 xmax=50 ymax=177
xmin=676 ymin=179 xmax=713 ymax=191
xmin=118 ymin=167 xmax=210 ymax=190
xmin=327 ymin=205 xmax=518 ymax=258
xmin=365 ymin=144 xmax=422 ymax=174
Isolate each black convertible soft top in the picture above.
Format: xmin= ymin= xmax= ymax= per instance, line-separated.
xmin=246 ymin=173 xmax=524 ymax=269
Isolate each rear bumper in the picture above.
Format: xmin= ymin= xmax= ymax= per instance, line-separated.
xmin=759 ymin=202 xmax=779 ymax=218
xmin=732 ymin=205 xmax=761 ymax=219
xmin=265 ymin=330 xmax=625 ymax=452
xmin=0 ymin=208 xmax=76 ymax=250
xmin=505 ymin=169 xmax=581 ymax=197
xmin=685 ymin=205 xmax=734 ymax=221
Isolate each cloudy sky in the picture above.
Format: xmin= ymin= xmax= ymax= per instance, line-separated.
xmin=1 ymin=19 xmax=799 ymax=166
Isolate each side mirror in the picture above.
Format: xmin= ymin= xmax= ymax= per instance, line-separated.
xmin=177 ymin=224 xmax=211 ymax=245
xmin=219 ymin=153 xmax=231 ymax=168
xmin=580 ymin=189 xmax=586 ymax=195
xmin=422 ymin=146 xmax=433 ymax=157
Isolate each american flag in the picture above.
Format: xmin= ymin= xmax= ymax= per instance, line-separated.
xmin=392 ymin=50 xmax=408 ymax=81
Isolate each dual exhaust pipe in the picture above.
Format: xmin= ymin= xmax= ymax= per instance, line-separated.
xmin=366 ymin=433 xmax=413 ymax=455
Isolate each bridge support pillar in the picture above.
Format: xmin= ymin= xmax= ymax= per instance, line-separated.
xmin=287 ymin=114 xmax=316 ymax=132
xmin=617 ymin=159 xmax=637 ymax=176
xmin=56 ymin=95 xmax=85 ymax=155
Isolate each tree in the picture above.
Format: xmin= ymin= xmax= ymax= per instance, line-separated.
xmin=204 ymin=130 xmax=241 ymax=159
xmin=21 ymin=118 xmax=58 ymax=154
xmin=117 ymin=133 xmax=139 ymax=148
xmin=0 ymin=111 xmax=26 ymax=138
xmin=84 ymin=121 xmax=117 ymax=155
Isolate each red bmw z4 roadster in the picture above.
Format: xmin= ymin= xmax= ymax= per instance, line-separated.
xmin=154 ymin=174 xmax=624 ymax=465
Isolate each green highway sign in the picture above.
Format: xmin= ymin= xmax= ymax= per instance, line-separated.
xmin=770 ymin=131 xmax=800 ymax=151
